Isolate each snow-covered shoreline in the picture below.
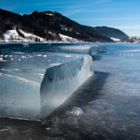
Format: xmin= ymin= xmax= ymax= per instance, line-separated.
xmin=0 ymin=29 xmax=82 ymax=44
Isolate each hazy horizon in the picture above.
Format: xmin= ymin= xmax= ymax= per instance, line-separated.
xmin=0 ymin=0 xmax=140 ymax=36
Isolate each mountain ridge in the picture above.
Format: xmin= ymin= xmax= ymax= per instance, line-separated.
xmin=0 ymin=8 xmax=129 ymax=42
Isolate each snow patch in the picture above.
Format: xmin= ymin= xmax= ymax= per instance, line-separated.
xmin=18 ymin=29 xmax=44 ymax=42
xmin=45 ymin=13 xmax=54 ymax=16
xmin=3 ymin=29 xmax=45 ymax=43
xmin=110 ymin=37 xmax=120 ymax=42
xmin=60 ymin=25 xmax=72 ymax=32
xmin=2 ymin=29 xmax=80 ymax=43
xmin=48 ymin=31 xmax=57 ymax=37
xmin=59 ymin=33 xmax=78 ymax=42
xmin=0 ymin=58 xmax=7 ymax=62
xmin=4 ymin=30 xmax=22 ymax=42
xmin=49 ymin=63 xmax=61 ymax=67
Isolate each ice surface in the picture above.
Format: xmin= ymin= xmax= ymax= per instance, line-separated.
xmin=0 ymin=52 xmax=93 ymax=120
xmin=0 ymin=43 xmax=100 ymax=57
xmin=55 ymin=45 xmax=100 ymax=56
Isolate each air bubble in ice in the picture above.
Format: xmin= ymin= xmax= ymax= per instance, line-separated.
xmin=69 ymin=107 xmax=83 ymax=116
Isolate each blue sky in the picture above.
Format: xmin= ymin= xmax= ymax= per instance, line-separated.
xmin=0 ymin=0 xmax=140 ymax=36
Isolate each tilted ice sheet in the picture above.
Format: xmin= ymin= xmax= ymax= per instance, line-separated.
xmin=40 ymin=55 xmax=93 ymax=117
xmin=0 ymin=52 xmax=93 ymax=120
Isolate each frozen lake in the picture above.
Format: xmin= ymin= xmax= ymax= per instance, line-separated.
xmin=0 ymin=44 xmax=94 ymax=120
xmin=43 ymin=43 xmax=140 ymax=140
xmin=0 ymin=43 xmax=140 ymax=140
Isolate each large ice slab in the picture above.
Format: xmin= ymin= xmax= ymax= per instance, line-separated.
xmin=40 ymin=55 xmax=93 ymax=117
xmin=0 ymin=52 xmax=93 ymax=120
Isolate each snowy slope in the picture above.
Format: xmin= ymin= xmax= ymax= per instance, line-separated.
xmin=3 ymin=29 xmax=45 ymax=43
xmin=2 ymin=29 xmax=79 ymax=43
xmin=4 ymin=30 xmax=22 ymax=42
